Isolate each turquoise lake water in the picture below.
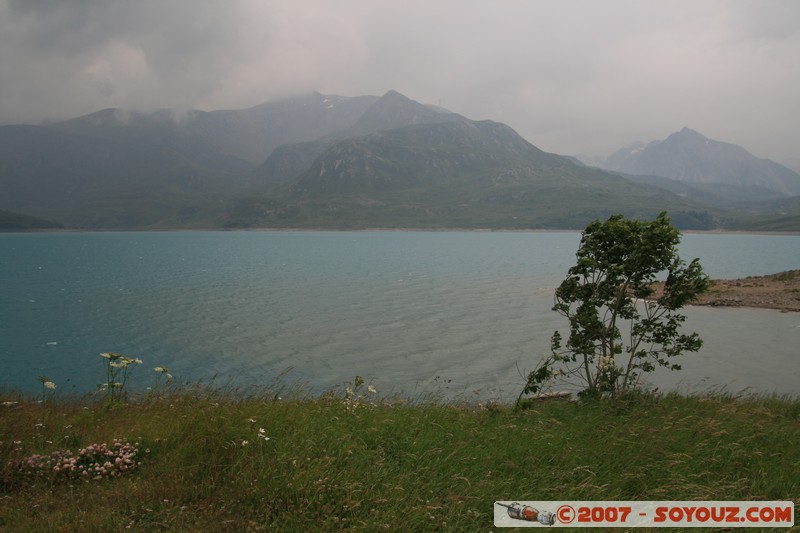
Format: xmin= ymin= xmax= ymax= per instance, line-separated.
xmin=1 ymin=231 xmax=799 ymax=399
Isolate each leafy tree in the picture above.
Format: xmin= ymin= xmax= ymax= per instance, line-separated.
xmin=522 ymin=212 xmax=709 ymax=399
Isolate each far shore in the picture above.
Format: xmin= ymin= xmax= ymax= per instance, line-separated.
xmin=4 ymin=226 xmax=800 ymax=236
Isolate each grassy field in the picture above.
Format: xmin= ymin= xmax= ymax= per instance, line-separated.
xmin=2 ymin=386 xmax=798 ymax=531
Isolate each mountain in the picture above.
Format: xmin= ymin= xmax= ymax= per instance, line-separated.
xmin=783 ymin=157 xmax=800 ymax=175
xmin=0 ymin=119 xmax=252 ymax=228
xmin=600 ymin=128 xmax=800 ymax=197
xmin=725 ymin=195 xmax=800 ymax=231
xmin=290 ymin=119 xmax=554 ymax=195
xmin=181 ymin=93 xmax=378 ymax=164
xmin=341 ymin=89 xmax=460 ymax=137
xmin=0 ymin=92 xmax=726 ymax=230
xmin=612 ymin=172 xmax=786 ymax=207
xmin=55 ymin=92 xmax=379 ymax=165
xmin=0 ymin=93 xmax=380 ymax=227
xmin=253 ymin=90 xmax=458 ymax=186
xmin=229 ymin=113 xmax=715 ymax=230
xmin=0 ymin=209 xmax=63 ymax=230
xmin=598 ymin=142 xmax=646 ymax=171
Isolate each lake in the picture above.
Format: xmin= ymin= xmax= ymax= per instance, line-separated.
xmin=1 ymin=231 xmax=799 ymax=400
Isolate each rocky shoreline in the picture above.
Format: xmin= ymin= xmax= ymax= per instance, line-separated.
xmin=690 ymin=270 xmax=800 ymax=312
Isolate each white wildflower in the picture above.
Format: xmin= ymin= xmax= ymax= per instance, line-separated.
xmin=598 ymin=356 xmax=616 ymax=371
xmin=44 ymin=381 xmax=57 ymax=390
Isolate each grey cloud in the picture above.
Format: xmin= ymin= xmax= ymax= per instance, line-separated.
xmin=0 ymin=0 xmax=797 ymax=163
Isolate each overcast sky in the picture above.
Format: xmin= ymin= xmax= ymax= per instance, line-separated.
xmin=1 ymin=0 xmax=798 ymax=163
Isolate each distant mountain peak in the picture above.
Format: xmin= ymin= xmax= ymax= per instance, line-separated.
xmin=345 ymin=90 xmax=454 ymax=137
xmin=381 ymin=89 xmax=407 ymax=99
xmin=370 ymin=90 xmax=436 ymax=113
xmin=671 ymin=127 xmax=707 ymax=142
xmin=61 ymin=107 xmax=126 ymax=127
xmin=679 ymin=126 xmax=702 ymax=135
xmin=600 ymin=128 xmax=800 ymax=196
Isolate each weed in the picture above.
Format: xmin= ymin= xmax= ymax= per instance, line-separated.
xmin=37 ymin=376 xmax=57 ymax=404
xmin=98 ymin=352 xmax=142 ymax=404
xmin=2 ymin=386 xmax=798 ymax=530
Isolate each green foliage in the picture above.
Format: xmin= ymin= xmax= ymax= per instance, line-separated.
xmin=524 ymin=212 xmax=709 ymax=398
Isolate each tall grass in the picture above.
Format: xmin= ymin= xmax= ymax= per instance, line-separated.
xmin=1 ymin=387 xmax=798 ymax=531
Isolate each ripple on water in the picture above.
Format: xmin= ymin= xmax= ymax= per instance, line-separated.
xmin=2 ymin=231 xmax=799 ymax=398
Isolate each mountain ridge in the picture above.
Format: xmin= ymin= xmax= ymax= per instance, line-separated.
xmin=597 ymin=127 xmax=800 ymax=197
xmin=230 ymin=110 xmax=715 ymax=230
xmin=54 ymin=92 xmax=380 ymax=164
xmin=253 ymin=90 xmax=460 ymax=187
xmin=0 ymin=209 xmax=64 ymax=230
xmin=0 ymin=92 xmax=793 ymax=230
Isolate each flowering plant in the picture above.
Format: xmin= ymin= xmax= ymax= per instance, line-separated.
xmin=12 ymin=440 xmax=141 ymax=482
xmin=37 ymin=376 xmax=57 ymax=404
xmin=148 ymin=366 xmax=174 ymax=400
xmin=98 ymin=352 xmax=142 ymax=403
xmin=342 ymin=375 xmax=377 ymax=412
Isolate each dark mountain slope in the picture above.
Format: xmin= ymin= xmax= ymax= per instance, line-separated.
xmin=1 ymin=93 xmax=379 ymax=228
xmin=0 ymin=209 xmax=64 ymax=230
xmin=0 ymin=120 xmax=250 ymax=227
